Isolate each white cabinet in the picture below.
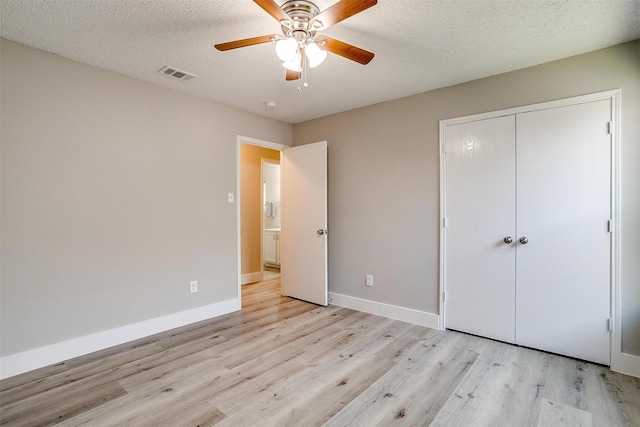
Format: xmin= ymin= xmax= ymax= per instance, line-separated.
xmin=443 ymin=98 xmax=612 ymax=365
xmin=263 ymin=229 xmax=280 ymax=267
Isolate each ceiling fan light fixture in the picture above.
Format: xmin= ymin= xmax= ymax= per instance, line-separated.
xmin=275 ymin=37 xmax=298 ymax=62
xmin=282 ymin=53 xmax=302 ymax=72
xmin=215 ymin=0 xmax=377 ymax=81
xmin=305 ymin=41 xmax=327 ymax=68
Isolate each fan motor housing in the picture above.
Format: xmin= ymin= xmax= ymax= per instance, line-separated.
xmin=281 ymin=0 xmax=321 ymax=34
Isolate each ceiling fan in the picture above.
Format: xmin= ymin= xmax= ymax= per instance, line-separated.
xmin=215 ymin=0 xmax=376 ymax=81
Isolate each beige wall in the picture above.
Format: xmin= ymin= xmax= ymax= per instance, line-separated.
xmin=240 ymin=144 xmax=280 ymax=277
xmin=0 ymin=39 xmax=292 ymax=357
xmin=293 ymin=40 xmax=640 ymax=356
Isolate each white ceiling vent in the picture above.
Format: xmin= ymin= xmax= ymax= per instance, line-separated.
xmin=158 ymin=66 xmax=198 ymax=82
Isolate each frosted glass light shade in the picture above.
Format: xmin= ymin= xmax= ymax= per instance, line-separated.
xmin=305 ymin=42 xmax=327 ymax=68
xmin=282 ymin=53 xmax=302 ymax=72
xmin=275 ymin=38 xmax=298 ymax=62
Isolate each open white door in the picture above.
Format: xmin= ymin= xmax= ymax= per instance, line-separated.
xmin=281 ymin=141 xmax=328 ymax=306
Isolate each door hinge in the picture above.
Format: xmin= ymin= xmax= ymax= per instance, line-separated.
xmin=443 ymin=291 xmax=447 ymax=302
xmin=443 ymin=143 xmax=447 ymax=154
xmin=607 ymin=318 xmax=613 ymax=332
xmin=607 ymin=122 xmax=613 ymax=135
xmin=607 ymin=220 xmax=613 ymax=233
xmin=442 ymin=217 xmax=448 ymax=228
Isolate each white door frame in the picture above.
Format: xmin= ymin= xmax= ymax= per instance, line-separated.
xmin=439 ymin=89 xmax=622 ymax=370
xmin=236 ymin=136 xmax=290 ymax=301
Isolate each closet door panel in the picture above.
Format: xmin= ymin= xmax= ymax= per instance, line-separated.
xmin=516 ymin=100 xmax=611 ymax=364
xmin=444 ymin=115 xmax=516 ymax=343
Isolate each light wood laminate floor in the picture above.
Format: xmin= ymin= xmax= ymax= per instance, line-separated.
xmin=1 ymin=275 xmax=639 ymax=426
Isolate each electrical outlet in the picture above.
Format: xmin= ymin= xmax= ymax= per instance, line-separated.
xmin=366 ymin=274 xmax=373 ymax=287
xmin=190 ymin=281 xmax=198 ymax=293
xmin=228 ymin=192 xmax=234 ymax=203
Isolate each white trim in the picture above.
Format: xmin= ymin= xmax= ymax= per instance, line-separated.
xmin=439 ymin=89 xmax=623 ymax=369
xmin=329 ymin=292 xmax=439 ymax=330
xmin=440 ymin=89 xmax=622 ymax=125
xmin=0 ymin=298 xmax=240 ymax=380
xmin=609 ymin=90 xmax=623 ymax=373
xmin=236 ymin=136 xmax=290 ymax=303
xmin=238 ymin=135 xmax=290 ymax=151
xmin=438 ymin=116 xmax=447 ymax=331
xmin=616 ymin=353 xmax=640 ymax=378
xmin=241 ymin=271 xmax=263 ymax=285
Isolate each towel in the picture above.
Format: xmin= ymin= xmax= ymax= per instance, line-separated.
xmin=265 ymin=202 xmax=274 ymax=218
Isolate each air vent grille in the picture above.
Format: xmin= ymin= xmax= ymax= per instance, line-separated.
xmin=158 ymin=66 xmax=198 ymax=82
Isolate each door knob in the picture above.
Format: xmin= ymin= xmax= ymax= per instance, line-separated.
xmin=317 ymin=229 xmax=327 ymax=235
xmin=519 ymin=237 xmax=529 ymax=244
xmin=503 ymin=236 xmax=513 ymax=244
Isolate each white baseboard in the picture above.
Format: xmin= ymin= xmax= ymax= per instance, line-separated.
xmin=0 ymin=298 xmax=240 ymax=380
xmin=329 ymin=292 xmax=440 ymax=330
xmin=616 ymin=352 xmax=640 ymax=378
xmin=241 ymin=271 xmax=263 ymax=285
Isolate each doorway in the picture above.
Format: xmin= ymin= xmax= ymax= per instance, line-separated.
xmin=262 ymin=159 xmax=281 ymax=275
xmin=237 ymin=136 xmax=289 ymax=305
xmin=236 ymin=136 xmax=329 ymax=308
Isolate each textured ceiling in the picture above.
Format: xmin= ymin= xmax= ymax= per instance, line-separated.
xmin=1 ymin=0 xmax=639 ymax=123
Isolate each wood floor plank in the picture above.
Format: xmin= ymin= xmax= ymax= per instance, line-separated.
xmin=430 ymin=338 xmax=538 ymax=426
xmin=61 ymin=344 xmax=302 ymax=426
xmin=294 ymin=311 xmax=382 ymax=367
xmin=595 ymin=369 xmax=640 ymax=425
xmin=1 ymin=379 xmax=127 ymax=427
xmin=214 ymin=307 xmax=348 ymax=369
xmin=0 ymin=344 xmax=163 ymax=407
xmin=537 ymin=398 xmax=593 ymax=427
xmin=213 ymin=351 xmax=395 ymax=427
xmin=324 ymin=344 xmax=478 ymax=426
xmin=0 ymin=363 xmax=68 ymax=393
xmin=337 ymin=317 xmax=414 ymax=359
xmin=541 ymin=356 xmax=640 ymax=426
xmin=2 ymin=275 xmax=639 ymax=427
xmin=156 ymin=299 xmax=311 ymax=350
xmin=58 ymin=358 xmax=229 ymax=426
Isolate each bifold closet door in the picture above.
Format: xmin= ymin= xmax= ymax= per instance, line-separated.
xmin=444 ymin=115 xmax=516 ymax=343
xmin=516 ymin=100 xmax=612 ymax=365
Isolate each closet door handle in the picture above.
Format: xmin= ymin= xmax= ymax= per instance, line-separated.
xmin=519 ymin=237 xmax=529 ymax=244
xmin=317 ymin=229 xmax=325 ymax=235
xmin=503 ymin=236 xmax=513 ymax=244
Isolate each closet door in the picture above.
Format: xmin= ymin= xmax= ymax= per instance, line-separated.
xmin=444 ymin=115 xmax=516 ymax=343
xmin=516 ymin=100 xmax=611 ymax=364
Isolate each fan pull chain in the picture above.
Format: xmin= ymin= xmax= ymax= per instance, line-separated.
xmin=297 ymin=53 xmax=302 ymax=92
xmin=303 ymin=52 xmax=309 ymax=88
xmin=297 ymin=51 xmax=308 ymax=92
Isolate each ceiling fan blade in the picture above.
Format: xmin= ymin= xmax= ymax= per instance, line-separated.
xmin=253 ymin=0 xmax=290 ymax=22
xmin=313 ymin=0 xmax=377 ymax=29
xmin=215 ymin=35 xmax=278 ymax=51
xmin=286 ymin=69 xmax=301 ymax=81
xmin=320 ymin=36 xmax=375 ymax=65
